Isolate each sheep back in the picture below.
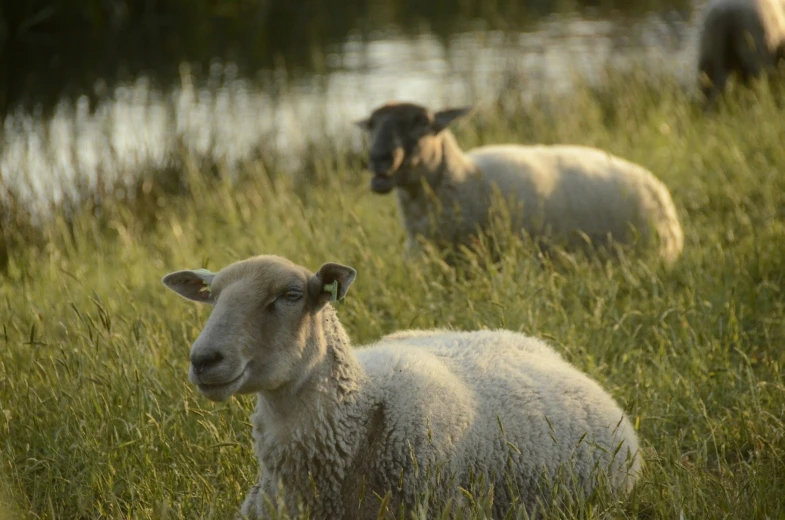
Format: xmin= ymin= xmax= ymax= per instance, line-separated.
xmin=353 ymin=329 xmax=642 ymax=514
xmin=467 ymin=145 xmax=683 ymax=263
xmin=241 ymin=329 xmax=641 ymax=518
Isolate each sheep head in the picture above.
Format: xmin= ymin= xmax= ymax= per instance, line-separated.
xmin=356 ymin=102 xmax=472 ymax=194
xmin=162 ymin=255 xmax=356 ymax=402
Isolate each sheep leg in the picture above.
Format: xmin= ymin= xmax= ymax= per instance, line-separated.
xmin=698 ymin=53 xmax=726 ymax=111
xmin=737 ymin=58 xmax=765 ymax=87
xmin=239 ymin=475 xmax=279 ymax=520
xmin=733 ymin=29 xmax=770 ymax=86
xmin=238 ymin=481 xmax=263 ymax=519
xmin=701 ymin=65 xmax=727 ymax=112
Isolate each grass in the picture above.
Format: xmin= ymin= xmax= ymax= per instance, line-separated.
xmin=1 ymin=70 xmax=785 ymax=519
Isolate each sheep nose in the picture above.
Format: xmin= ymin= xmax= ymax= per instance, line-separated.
xmin=191 ymin=350 xmax=224 ymax=374
xmin=370 ymin=152 xmax=394 ymax=173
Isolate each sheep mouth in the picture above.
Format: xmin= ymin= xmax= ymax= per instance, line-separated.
xmin=196 ymin=367 xmax=247 ymax=400
xmin=371 ymin=174 xmax=395 ymax=194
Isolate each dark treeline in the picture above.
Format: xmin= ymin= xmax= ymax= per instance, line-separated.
xmin=0 ymin=0 xmax=692 ymax=115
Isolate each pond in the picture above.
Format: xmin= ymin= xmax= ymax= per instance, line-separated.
xmin=0 ymin=0 xmax=701 ymax=211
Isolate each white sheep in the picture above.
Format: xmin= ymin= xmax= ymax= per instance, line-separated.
xmin=697 ymin=0 xmax=785 ymax=108
xmin=162 ymin=255 xmax=642 ymax=519
xmin=355 ymin=102 xmax=684 ymax=265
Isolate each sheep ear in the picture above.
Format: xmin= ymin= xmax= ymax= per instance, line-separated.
xmin=308 ymin=262 xmax=357 ymax=308
xmin=355 ymin=118 xmax=372 ymax=131
xmin=162 ymin=269 xmax=216 ymax=304
xmin=432 ymin=106 xmax=473 ymax=133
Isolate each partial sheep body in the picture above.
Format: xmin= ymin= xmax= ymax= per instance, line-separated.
xmin=698 ymin=0 xmax=785 ymax=107
xmin=357 ymin=103 xmax=684 ymax=265
xmin=162 ymin=256 xmax=642 ymax=520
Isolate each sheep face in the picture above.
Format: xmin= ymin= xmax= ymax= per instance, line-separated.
xmin=162 ymin=255 xmax=356 ymax=402
xmin=356 ymin=102 xmax=472 ymax=194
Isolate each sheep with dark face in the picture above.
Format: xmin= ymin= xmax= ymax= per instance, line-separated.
xmin=697 ymin=0 xmax=785 ymax=109
xmin=163 ymin=255 xmax=642 ymax=519
xmin=356 ymin=102 xmax=684 ymax=265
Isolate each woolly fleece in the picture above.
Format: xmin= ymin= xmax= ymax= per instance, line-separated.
xmin=163 ymin=256 xmax=642 ymax=520
xmin=242 ymin=324 xmax=641 ymax=519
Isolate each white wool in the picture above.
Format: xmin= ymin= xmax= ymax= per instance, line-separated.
xmin=242 ymin=325 xmax=642 ymax=519
xmin=397 ymin=136 xmax=683 ymax=265
xmin=163 ymin=256 xmax=642 ymax=520
xmin=470 ymin=144 xmax=684 ymax=263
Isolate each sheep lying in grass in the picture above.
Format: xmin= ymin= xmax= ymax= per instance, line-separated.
xmin=698 ymin=0 xmax=785 ymax=108
xmin=162 ymin=255 xmax=642 ymax=519
xmin=355 ymin=102 xmax=684 ymax=265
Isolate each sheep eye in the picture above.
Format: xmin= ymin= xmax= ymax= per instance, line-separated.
xmin=265 ymin=290 xmax=302 ymax=312
xmin=283 ymin=290 xmax=303 ymax=302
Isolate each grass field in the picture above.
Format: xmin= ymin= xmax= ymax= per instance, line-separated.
xmin=1 ymin=72 xmax=784 ymax=519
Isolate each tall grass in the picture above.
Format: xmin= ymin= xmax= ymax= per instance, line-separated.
xmin=1 ymin=72 xmax=784 ymax=519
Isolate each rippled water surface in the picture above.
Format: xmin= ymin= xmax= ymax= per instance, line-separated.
xmin=0 ymin=1 xmax=703 ymax=209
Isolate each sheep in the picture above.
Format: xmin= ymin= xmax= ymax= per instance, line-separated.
xmin=697 ymin=0 xmax=785 ymax=108
xmin=355 ymin=102 xmax=684 ymax=265
xmin=162 ymin=254 xmax=642 ymax=519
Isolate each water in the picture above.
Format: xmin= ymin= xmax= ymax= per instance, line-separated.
xmin=0 ymin=0 xmax=702 ymax=212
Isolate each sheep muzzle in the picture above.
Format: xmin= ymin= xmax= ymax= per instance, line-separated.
xmin=370 ymin=174 xmax=396 ymax=194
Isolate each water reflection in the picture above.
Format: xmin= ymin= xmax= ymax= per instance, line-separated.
xmin=0 ymin=6 xmax=700 ymax=213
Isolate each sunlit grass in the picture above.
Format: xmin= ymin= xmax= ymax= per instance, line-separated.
xmin=1 ymin=71 xmax=784 ymax=519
